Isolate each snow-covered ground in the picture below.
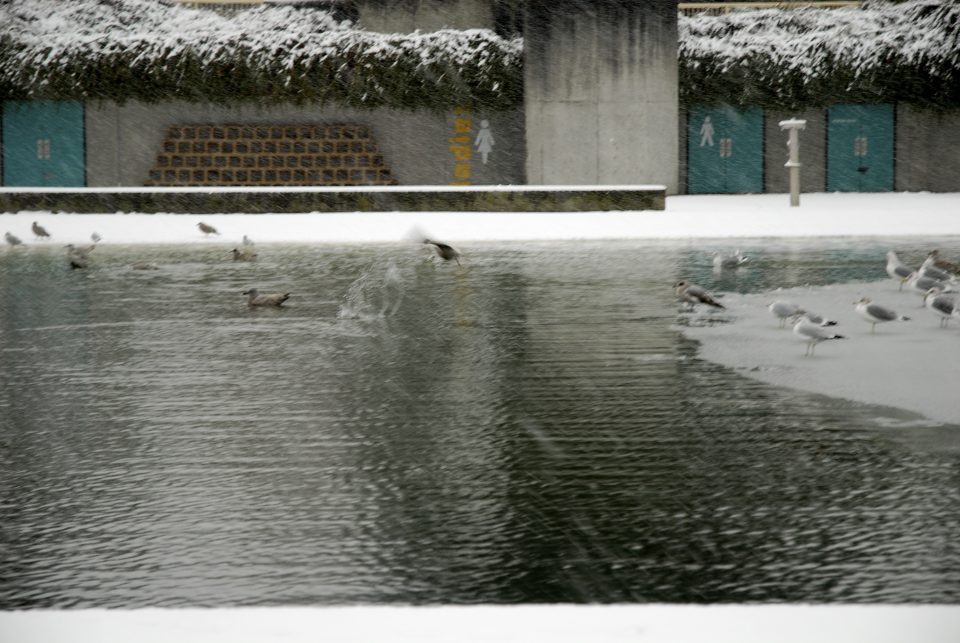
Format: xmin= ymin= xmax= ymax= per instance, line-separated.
xmin=2 ymin=191 xmax=960 ymax=244
xmin=2 ymin=190 xmax=960 ymax=642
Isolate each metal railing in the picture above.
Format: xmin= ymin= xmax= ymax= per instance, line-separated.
xmin=679 ymin=2 xmax=862 ymax=15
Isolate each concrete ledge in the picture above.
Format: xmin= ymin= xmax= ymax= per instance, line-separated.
xmin=0 ymin=185 xmax=665 ymax=214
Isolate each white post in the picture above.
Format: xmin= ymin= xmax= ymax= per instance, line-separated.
xmin=779 ymin=118 xmax=806 ymax=207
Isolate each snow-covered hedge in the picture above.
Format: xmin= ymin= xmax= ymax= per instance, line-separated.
xmin=0 ymin=0 xmax=957 ymax=111
xmin=679 ymin=0 xmax=960 ymax=110
xmin=0 ymin=0 xmax=523 ymax=110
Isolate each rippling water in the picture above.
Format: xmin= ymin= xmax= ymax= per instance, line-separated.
xmin=1 ymin=237 xmax=959 ymax=607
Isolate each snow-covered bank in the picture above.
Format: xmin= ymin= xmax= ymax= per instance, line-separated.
xmin=2 ymin=605 xmax=959 ymax=643
xmin=679 ymin=281 xmax=960 ymax=426
xmin=2 ymin=192 xmax=959 ymax=245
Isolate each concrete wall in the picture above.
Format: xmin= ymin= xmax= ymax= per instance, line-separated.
xmin=896 ymin=105 xmax=960 ymax=193
xmin=524 ymin=0 xmax=679 ymax=192
xmin=84 ymin=101 xmax=525 ymax=187
xmin=764 ymin=110 xmax=827 ymax=194
xmin=355 ymin=0 xmax=493 ymax=32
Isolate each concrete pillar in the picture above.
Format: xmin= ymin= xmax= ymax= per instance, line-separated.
xmin=524 ymin=0 xmax=678 ymax=191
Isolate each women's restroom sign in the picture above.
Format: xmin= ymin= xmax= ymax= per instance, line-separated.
xmin=449 ymin=107 xmax=495 ymax=186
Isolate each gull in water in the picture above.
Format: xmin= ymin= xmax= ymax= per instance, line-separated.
xmin=853 ymin=297 xmax=910 ymax=333
xmin=793 ymin=315 xmax=845 ymax=357
xmin=712 ymin=250 xmax=748 ymax=272
xmin=32 ymin=221 xmax=51 ymax=240
xmin=675 ymin=280 xmax=724 ymax=309
xmin=885 ymin=251 xmax=915 ymax=290
xmin=423 ymin=238 xmax=461 ymax=266
xmin=923 ymin=287 xmax=958 ymax=328
xmin=5 ymin=232 xmax=23 ymax=247
xmin=197 ymin=222 xmax=220 ymax=236
xmin=243 ymin=288 xmax=290 ymax=307
xmin=65 ymin=244 xmax=93 ymax=270
xmin=231 ymin=247 xmax=258 ymax=262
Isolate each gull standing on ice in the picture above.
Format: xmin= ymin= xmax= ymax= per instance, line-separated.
xmin=919 ymin=255 xmax=957 ymax=283
xmin=854 ymin=297 xmax=910 ymax=333
xmin=32 ymin=221 xmax=51 ymax=240
xmin=675 ymin=281 xmax=724 ymax=309
xmin=885 ymin=251 xmax=914 ymax=290
xmin=769 ymin=300 xmax=835 ymax=328
xmin=5 ymin=232 xmax=23 ymax=247
xmin=793 ymin=315 xmax=845 ymax=357
xmin=906 ymin=273 xmax=953 ymax=301
xmin=923 ymin=288 xmax=957 ymax=328
xmin=243 ymin=288 xmax=290 ymax=307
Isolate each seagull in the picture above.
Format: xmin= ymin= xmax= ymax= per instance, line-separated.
xmin=769 ymin=300 xmax=803 ymax=328
xmin=885 ymin=251 xmax=914 ymax=290
xmin=197 ymin=222 xmax=219 ymax=236
xmin=243 ymin=288 xmax=290 ymax=307
xmin=423 ymin=238 xmax=461 ymax=265
xmin=675 ymin=280 xmax=724 ymax=309
xmin=32 ymin=221 xmax=51 ymax=239
xmin=928 ymin=250 xmax=960 ymax=275
xmin=231 ymin=248 xmax=257 ymax=262
xmin=854 ymin=297 xmax=910 ymax=333
xmin=712 ymin=250 xmax=748 ymax=271
xmin=65 ymin=244 xmax=93 ymax=270
xmin=242 ymin=235 xmax=254 ymax=246
xmin=923 ymin=288 xmax=958 ymax=328
xmin=905 ymin=272 xmax=953 ymax=301
xmin=919 ymin=255 xmax=957 ymax=283
xmin=5 ymin=232 xmax=23 ymax=247
xmin=91 ymin=232 xmax=102 ymax=244
xmin=793 ymin=315 xmax=845 ymax=357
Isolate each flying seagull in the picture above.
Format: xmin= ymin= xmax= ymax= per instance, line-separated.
xmin=243 ymin=288 xmax=290 ymax=307
xmin=423 ymin=238 xmax=461 ymax=265
xmin=197 ymin=222 xmax=220 ymax=236
xmin=32 ymin=221 xmax=51 ymax=239
xmin=854 ymin=297 xmax=910 ymax=333
xmin=793 ymin=315 xmax=845 ymax=357
xmin=675 ymin=280 xmax=724 ymax=309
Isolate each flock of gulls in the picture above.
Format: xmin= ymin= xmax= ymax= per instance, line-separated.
xmin=4 ymin=220 xmax=462 ymax=307
xmin=676 ymin=248 xmax=960 ymax=356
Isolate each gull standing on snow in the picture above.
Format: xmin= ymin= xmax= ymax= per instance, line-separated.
xmin=243 ymin=288 xmax=290 ymax=307
xmin=197 ymin=222 xmax=220 ymax=236
xmin=5 ymin=232 xmax=23 ymax=247
xmin=885 ymin=251 xmax=915 ymax=290
xmin=675 ymin=281 xmax=724 ymax=309
xmin=923 ymin=287 xmax=957 ymax=328
xmin=91 ymin=232 xmax=102 ymax=244
xmin=854 ymin=297 xmax=910 ymax=333
xmin=32 ymin=221 xmax=51 ymax=240
xmin=793 ymin=315 xmax=845 ymax=357
xmin=712 ymin=250 xmax=748 ymax=272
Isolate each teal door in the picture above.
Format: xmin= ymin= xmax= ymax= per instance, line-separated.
xmin=827 ymin=104 xmax=893 ymax=192
xmin=2 ymin=101 xmax=85 ymax=187
xmin=687 ymin=106 xmax=763 ymax=194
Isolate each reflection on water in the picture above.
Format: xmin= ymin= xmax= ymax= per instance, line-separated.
xmin=1 ymin=238 xmax=959 ymax=607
